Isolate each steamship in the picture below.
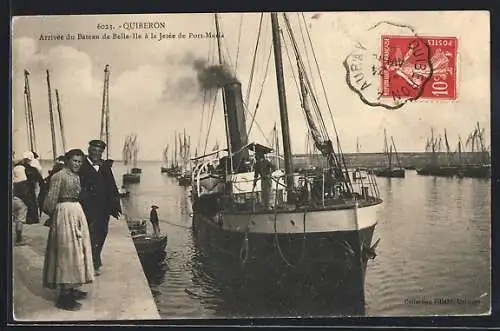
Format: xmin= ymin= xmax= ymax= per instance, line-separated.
xmin=190 ymin=13 xmax=382 ymax=302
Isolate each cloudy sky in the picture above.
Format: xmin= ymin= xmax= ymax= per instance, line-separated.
xmin=11 ymin=11 xmax=490 ymax=160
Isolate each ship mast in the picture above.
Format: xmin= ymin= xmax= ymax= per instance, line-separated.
xmin=214 ymin=13 xmax=234 ymax=175
xmin=55 ymin=89 xmax=67 ymax=152
xmin=457 ymin=135 xmax=462 ymax=166
xmin=270 ymin=12 xmax=294 ymax=199
xmin=100 ymin=65 xmax=111 ymax=159
xmin=46 ymin=70 xmax=57 ymax=161
xmin=174 ymin=131 xmax=177 ymax=167
xmin=391 ymin=136 xmax=401 ymax=168
xmin=23 ymin=70 xmax=37 ymax=153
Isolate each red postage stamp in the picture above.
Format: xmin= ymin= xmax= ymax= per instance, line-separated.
xmin=380 ymin=36 xmax=458 ymax=101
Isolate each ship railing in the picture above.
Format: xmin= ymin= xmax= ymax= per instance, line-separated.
xmin=227 ymin=170 xmax=380 ymax=211
xmin=348 ymin=168 xmax=380 ymax=199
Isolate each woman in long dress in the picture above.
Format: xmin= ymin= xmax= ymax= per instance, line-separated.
xmin=42 ymin=149 xmax=94 ymax=311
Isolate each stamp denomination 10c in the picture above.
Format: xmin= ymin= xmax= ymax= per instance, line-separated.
xmin=381 ymin=36 xmax=458 ymax=101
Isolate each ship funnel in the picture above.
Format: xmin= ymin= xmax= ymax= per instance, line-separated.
xmin=223 ymin=82 xmax=249 ymax=170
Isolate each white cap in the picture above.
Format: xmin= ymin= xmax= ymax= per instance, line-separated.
xmin=22 ymin=151 xmax=34 ymax=161
xmin=13 ymin=165 xmax=27 ymax=183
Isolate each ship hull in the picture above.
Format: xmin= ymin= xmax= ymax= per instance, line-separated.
xmin=459 ymin=165 xmax=491 ymax=179
xmin=191 ymin=196 xmax=380 ymax=305
xmin=416 ymin=165 xmax=457 ymax=177
xmin=123 ymin=173 xmax=141 ymax=184
xmin=373 ymin=167 xmax=405 ymax=178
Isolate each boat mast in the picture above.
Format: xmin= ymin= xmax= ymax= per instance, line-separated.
xmin=174 ymin=131 xmax=177 ymax=167
xmin=457 ymin=135 xmax=462 ymax=166
xmin=46 ymin=70 xmax=57 ymax=161
xmin=24 ymin=70 xmax=37 ymax=152
xmin=214 ymin=14 xmax=234 ymax=176
xmin=383 ymin=129 xmax=390 ymax=165
xmin=100 ymin=65 xmax=110 ymax=159
xmin=270 ymin=12 xmax=294 ymax=198
xmin=430 ymin=127 xmax=437 ymax=165
xmin=391 ymin=136 xmax=401 ymax=168
xmin=55 ymin=89 xmax=67 ymax=152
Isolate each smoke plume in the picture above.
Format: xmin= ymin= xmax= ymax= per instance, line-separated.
xmin=192 ymin=59 xmax=239 ymax=90
xmin=159 ymin=52 xmax=239 ymax=103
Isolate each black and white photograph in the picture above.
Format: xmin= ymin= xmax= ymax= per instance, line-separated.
xmin=10 ymin=11 xmax=491 ymax=321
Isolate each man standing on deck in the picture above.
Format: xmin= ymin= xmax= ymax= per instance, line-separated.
xmin=149 ymin=205 xmax=161 ymax=237
xmin=79 ymin=139 xmax=122 ymax=275
xmin=253 ymin=151 xmax=275 ymax=208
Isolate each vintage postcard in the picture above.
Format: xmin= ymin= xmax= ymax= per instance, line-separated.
xmin=10 ymin=11 xmax=490 ymax=321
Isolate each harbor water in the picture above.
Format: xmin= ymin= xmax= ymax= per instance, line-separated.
xmin=47 ymin=160 xmax=492 ymax=317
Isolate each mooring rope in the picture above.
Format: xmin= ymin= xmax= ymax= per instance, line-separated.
xmin=272 ymin=174 xmax=307 ymax=269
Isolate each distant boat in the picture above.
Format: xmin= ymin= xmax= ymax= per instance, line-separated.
xmin=458 ymin=122 xmax=491 ymax=179
xmin=123 ymin=173 xmax=140 ymax=184
xmin=177 ymin=172 xmax=192 ymax=186
xmin=118 ymin=187 xmax=130 ymax=198
xmin=176 ymin=129 xmax=193 ymax=187
xmin=373 ymin=130 xmax=405 ymax=178
xmin=122 ymin=134 xmax=141 ymax=184
xmin=417 ymin=128 xmax=457 ymax=177
xmin=160 ymin=145 xmax=169 ymax=173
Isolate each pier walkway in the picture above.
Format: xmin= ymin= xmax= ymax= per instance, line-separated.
xmin=12 ymin=217 xmax=160 ymax=321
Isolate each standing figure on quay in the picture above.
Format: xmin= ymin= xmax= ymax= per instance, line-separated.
xmin=79 ymin=139 xmax=122 ymax=276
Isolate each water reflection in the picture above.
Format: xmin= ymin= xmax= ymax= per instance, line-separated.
xmin=187 ymin=244 xmax=365 ymax=318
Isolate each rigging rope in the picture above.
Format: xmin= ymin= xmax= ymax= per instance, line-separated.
xmin=297 ymin=13 xmax=319 ymax=98
xmin=279 ymin=28 xmax=328 ymax=148
xmin=282 ymin=13 xmax=353 ymax=191
xmin=272 ymin=173 xmax=307 ymax=269
xmin=282 ymin=17 xmax=330 ymax=142
xmin=203 ymin=92 xmax=219 ymax=156
xmin=246 ymin=45 xmax=273 ymax=138
xmin=245 ymin=13 xmax=264 ymax=107
xmin=235 ymin=13 xmax=243 ymax=71
xmin=297 ymin=13 xmax=353 ymax=188
xmin=197 ymin=40 xmax=215 ymax=153
xmin=217 ymin=17 xmax=235 ymax=71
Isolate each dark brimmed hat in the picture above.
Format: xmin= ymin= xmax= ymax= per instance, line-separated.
xmin=89 ymin=139 xmax=107 ymax=149
xmin=151 ymin=205 xmax=159 ymax=209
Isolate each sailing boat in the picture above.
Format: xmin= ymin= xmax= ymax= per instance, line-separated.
xmin=177 ymin=130 xmax=193 ymax=186
xmin=166 ymin=131 xmax=181 ymax=177
xmin=160 ymin=144 xmax=169 ymax=173
xmin=461 ymin=122 xmax=491 ymax=178
xmin=122 ymin=134 xmax=141 ymax=184
xmin=191 ymin=13 xmax=382 ymax=303
xmin=373 ymin=129 xmax=405 ymax=178
xmin=130 ymin=135 xmax=142 ymax=174
xmin=417 ymin=128 xmax=457 ymax=177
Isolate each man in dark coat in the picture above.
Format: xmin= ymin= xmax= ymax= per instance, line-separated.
xmin=149 ymin=205 xmax=161 ymax=237
xmin=79 ymin=139 xmax=122 ymax=275
xmin=15 ymin=152 xmax=44 ymax=224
